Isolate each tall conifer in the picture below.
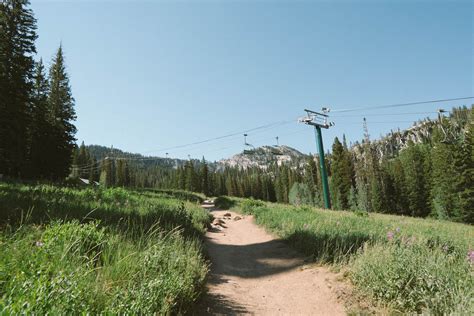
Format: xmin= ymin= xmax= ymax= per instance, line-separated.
xmin=47 ymin=45 xmax=77 ymax=179
xmin=0 ymin=0 xmax=37 ymax=176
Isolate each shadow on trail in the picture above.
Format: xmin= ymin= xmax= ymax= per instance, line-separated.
xmin=196 ymin=234 xmax=304 ymax=314
xmin=204 ymin=232 xmax=305 ymax=281
xmin=193 ymin=292 xmax=249 ymax=315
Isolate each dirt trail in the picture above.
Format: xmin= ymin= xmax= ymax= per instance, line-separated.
xmin=196 ymin=203 xmax=348 ymax=315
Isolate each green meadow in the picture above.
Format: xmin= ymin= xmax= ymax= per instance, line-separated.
xmin=0 ymin=183 xmax=211 ymax=314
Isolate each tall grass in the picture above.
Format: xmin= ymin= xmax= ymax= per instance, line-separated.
xmin=237 ymin=199 xmax=473 ymax=314
xmin=0 ymin=183 xmax=211 ymax=314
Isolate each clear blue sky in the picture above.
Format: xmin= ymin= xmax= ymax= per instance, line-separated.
xmin=32 ymin=0 xmax=473 ymax=161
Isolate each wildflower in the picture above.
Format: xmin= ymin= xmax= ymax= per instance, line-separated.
xmin=468 ymin=250 xmax=474 ymax=264
xmin=396 ymin=227 xmax=400 ymax=232
xmin=387 ymin=231 xmax=394 ymax=241
xmin=35 ymin=241 xmax=44 ymax=247
xmin=442 ymin=245 xmax=449 ymax=252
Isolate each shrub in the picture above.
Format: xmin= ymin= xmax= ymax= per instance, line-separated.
xmin=42 ymin=220 xmax=107 ymax=262
xmin=240 ymin=198 xmax=265 ymax=214
xmin=214 ymin=196 xmax=235 ymax=210
xmin=144 ymin=189 xmax=204 ymax=203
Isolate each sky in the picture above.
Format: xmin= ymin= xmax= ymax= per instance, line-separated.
xmin=32 ymin=0 xmax=473 ymax=161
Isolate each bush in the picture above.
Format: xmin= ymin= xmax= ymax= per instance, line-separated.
xmin=42 ymin=220 xmax=107 ymax=262
xmin=214 ymin=196 xmax=235 ymax=210
xmin=145 ymin=189 xmax=204 ymax=203
xmin=240 ymin=198 xmax=265 ymax=214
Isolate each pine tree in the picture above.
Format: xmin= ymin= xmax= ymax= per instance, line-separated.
xmin=123 ymin=161 xmax=131 ymax=186
xmin=48 ymin=45 xmax=77 ymax=179
xmin=368 ymin=144 xmax=384 ymax=213
xmin=184 ymin=160 xmax=196 ymax=192
xmin=225 ymin=175 xmax=236 ymax=196
xmin=29 ymin=59 xmax=53 ymax=178
xmin=304 ymin=155 xmax=321 ymax=206
xmin=0 ymin=0 xmax=37 ymax=177
xmin=99 ymin=158 xmax=113 ymax=187
xmin=115 ymin=159 xmax=125 ymax=187
xmin=430 ymin=127 xmax=459 ymax=220
xmin=330 ymin=137 xmax=353 ymax=209
xmin=200 ymin=158 xmax=209 ymax=196
xmin=399 ymin=142 xmax=431 ymax=217
xmin=88 ymin=157 xmax=99 ymax=183
xmin=178 ymin=166 xmax=186 ymax=190
xmin=453 ymin=107 xmax=474 ymax=223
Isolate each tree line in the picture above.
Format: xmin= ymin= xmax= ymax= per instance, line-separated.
xmin=74 ymin=106 xmax=472 ymax=224
xmin=0 ymin=0 xmax=76 ymax=180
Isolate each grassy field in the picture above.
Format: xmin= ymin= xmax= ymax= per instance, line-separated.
xmin=0 ymin=183 xmax=212 ymax=314
xmin=228 ymin=198 xmax=473 ymax=314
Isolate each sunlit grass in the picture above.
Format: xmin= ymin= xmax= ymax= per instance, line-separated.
xmin=0 ymin=183 xmax=211 ymax=314
xmin=236 ymin=198 xmax=474 ymax=314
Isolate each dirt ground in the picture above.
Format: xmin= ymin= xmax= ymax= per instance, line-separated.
xmin=195 ymin=203 xmax=349 ymax=315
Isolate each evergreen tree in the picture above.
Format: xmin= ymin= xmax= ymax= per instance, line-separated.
xmin=430 ymin=128 xmax=459 ymax=220
xmin=330 ymin=137 xmax=353 ymax=209
xmin=115 ymin=159 xmax=125 ymax=187
xmin=47 ymin=45 xmax=77 ymax=179
xmin=88 ymin=157 xmax=99 ymax=183
xmin=390 ymin=158 xmax=409 ymax=215
xmin=453 ymin=107 xmax=474 ymax=223
xmin=225 ymin=175 xmax=236 ymax=196
xmin=29 ymin=59 xmax=52 ymax=178
xmin=99 ymin=159 xmax=113 ymax=187
xmin=200 ymin=157 xmax=209 ymax=196
xmin=0 ymin=0 xmax=37 ymax=177
xmin=304 ymin=155 xmax=321 ymax=206
xmin=289 ymin=182 xmax=313 ymax=206
xmin=399 ymin=142 xmax=431 ymax=217
xmin=184 ymin=160 xmax=197 ymax=192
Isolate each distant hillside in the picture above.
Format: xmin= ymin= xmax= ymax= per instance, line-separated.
xmin=218 ymin=145 xmax=308 ymax=170
xmin=86 ymin=145 xmax=187 ymax=169
xmin=352 ymin=105 xmax=473 ymax=159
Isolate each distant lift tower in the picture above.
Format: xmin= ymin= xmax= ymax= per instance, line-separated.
xmin=299 ymin=108 xmax=334 ymax=209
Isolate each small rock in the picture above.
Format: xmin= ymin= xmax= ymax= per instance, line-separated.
xmin=223 ymin=212 xmax=232 ymax=217
xmin=233 ymin=216 xmax=242 ymax=221
xmin=213 ymin=219 xmax=226 ymax=226
xmin=209 ymin=224 xmax=223 ymax=231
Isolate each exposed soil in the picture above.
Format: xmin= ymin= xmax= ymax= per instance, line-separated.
xmin=195 ymin=203 xmax=350 ymax=315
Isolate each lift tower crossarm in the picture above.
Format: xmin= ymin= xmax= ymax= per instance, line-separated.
xmin=299 ymin=108 xmax=333 ymax=209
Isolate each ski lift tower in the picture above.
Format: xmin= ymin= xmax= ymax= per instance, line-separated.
xmin=299 ymin=108 xmax=334 ymax=209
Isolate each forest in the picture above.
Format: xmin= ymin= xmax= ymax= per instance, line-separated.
xmin=73 ymin=106 xmax=473 ymax=224
xmin=0 ymin=0 xmax=76 ymax=180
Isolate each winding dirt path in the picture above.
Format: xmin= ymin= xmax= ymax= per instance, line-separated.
xmin=196 ymin=203 xmax=348 ymax=315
